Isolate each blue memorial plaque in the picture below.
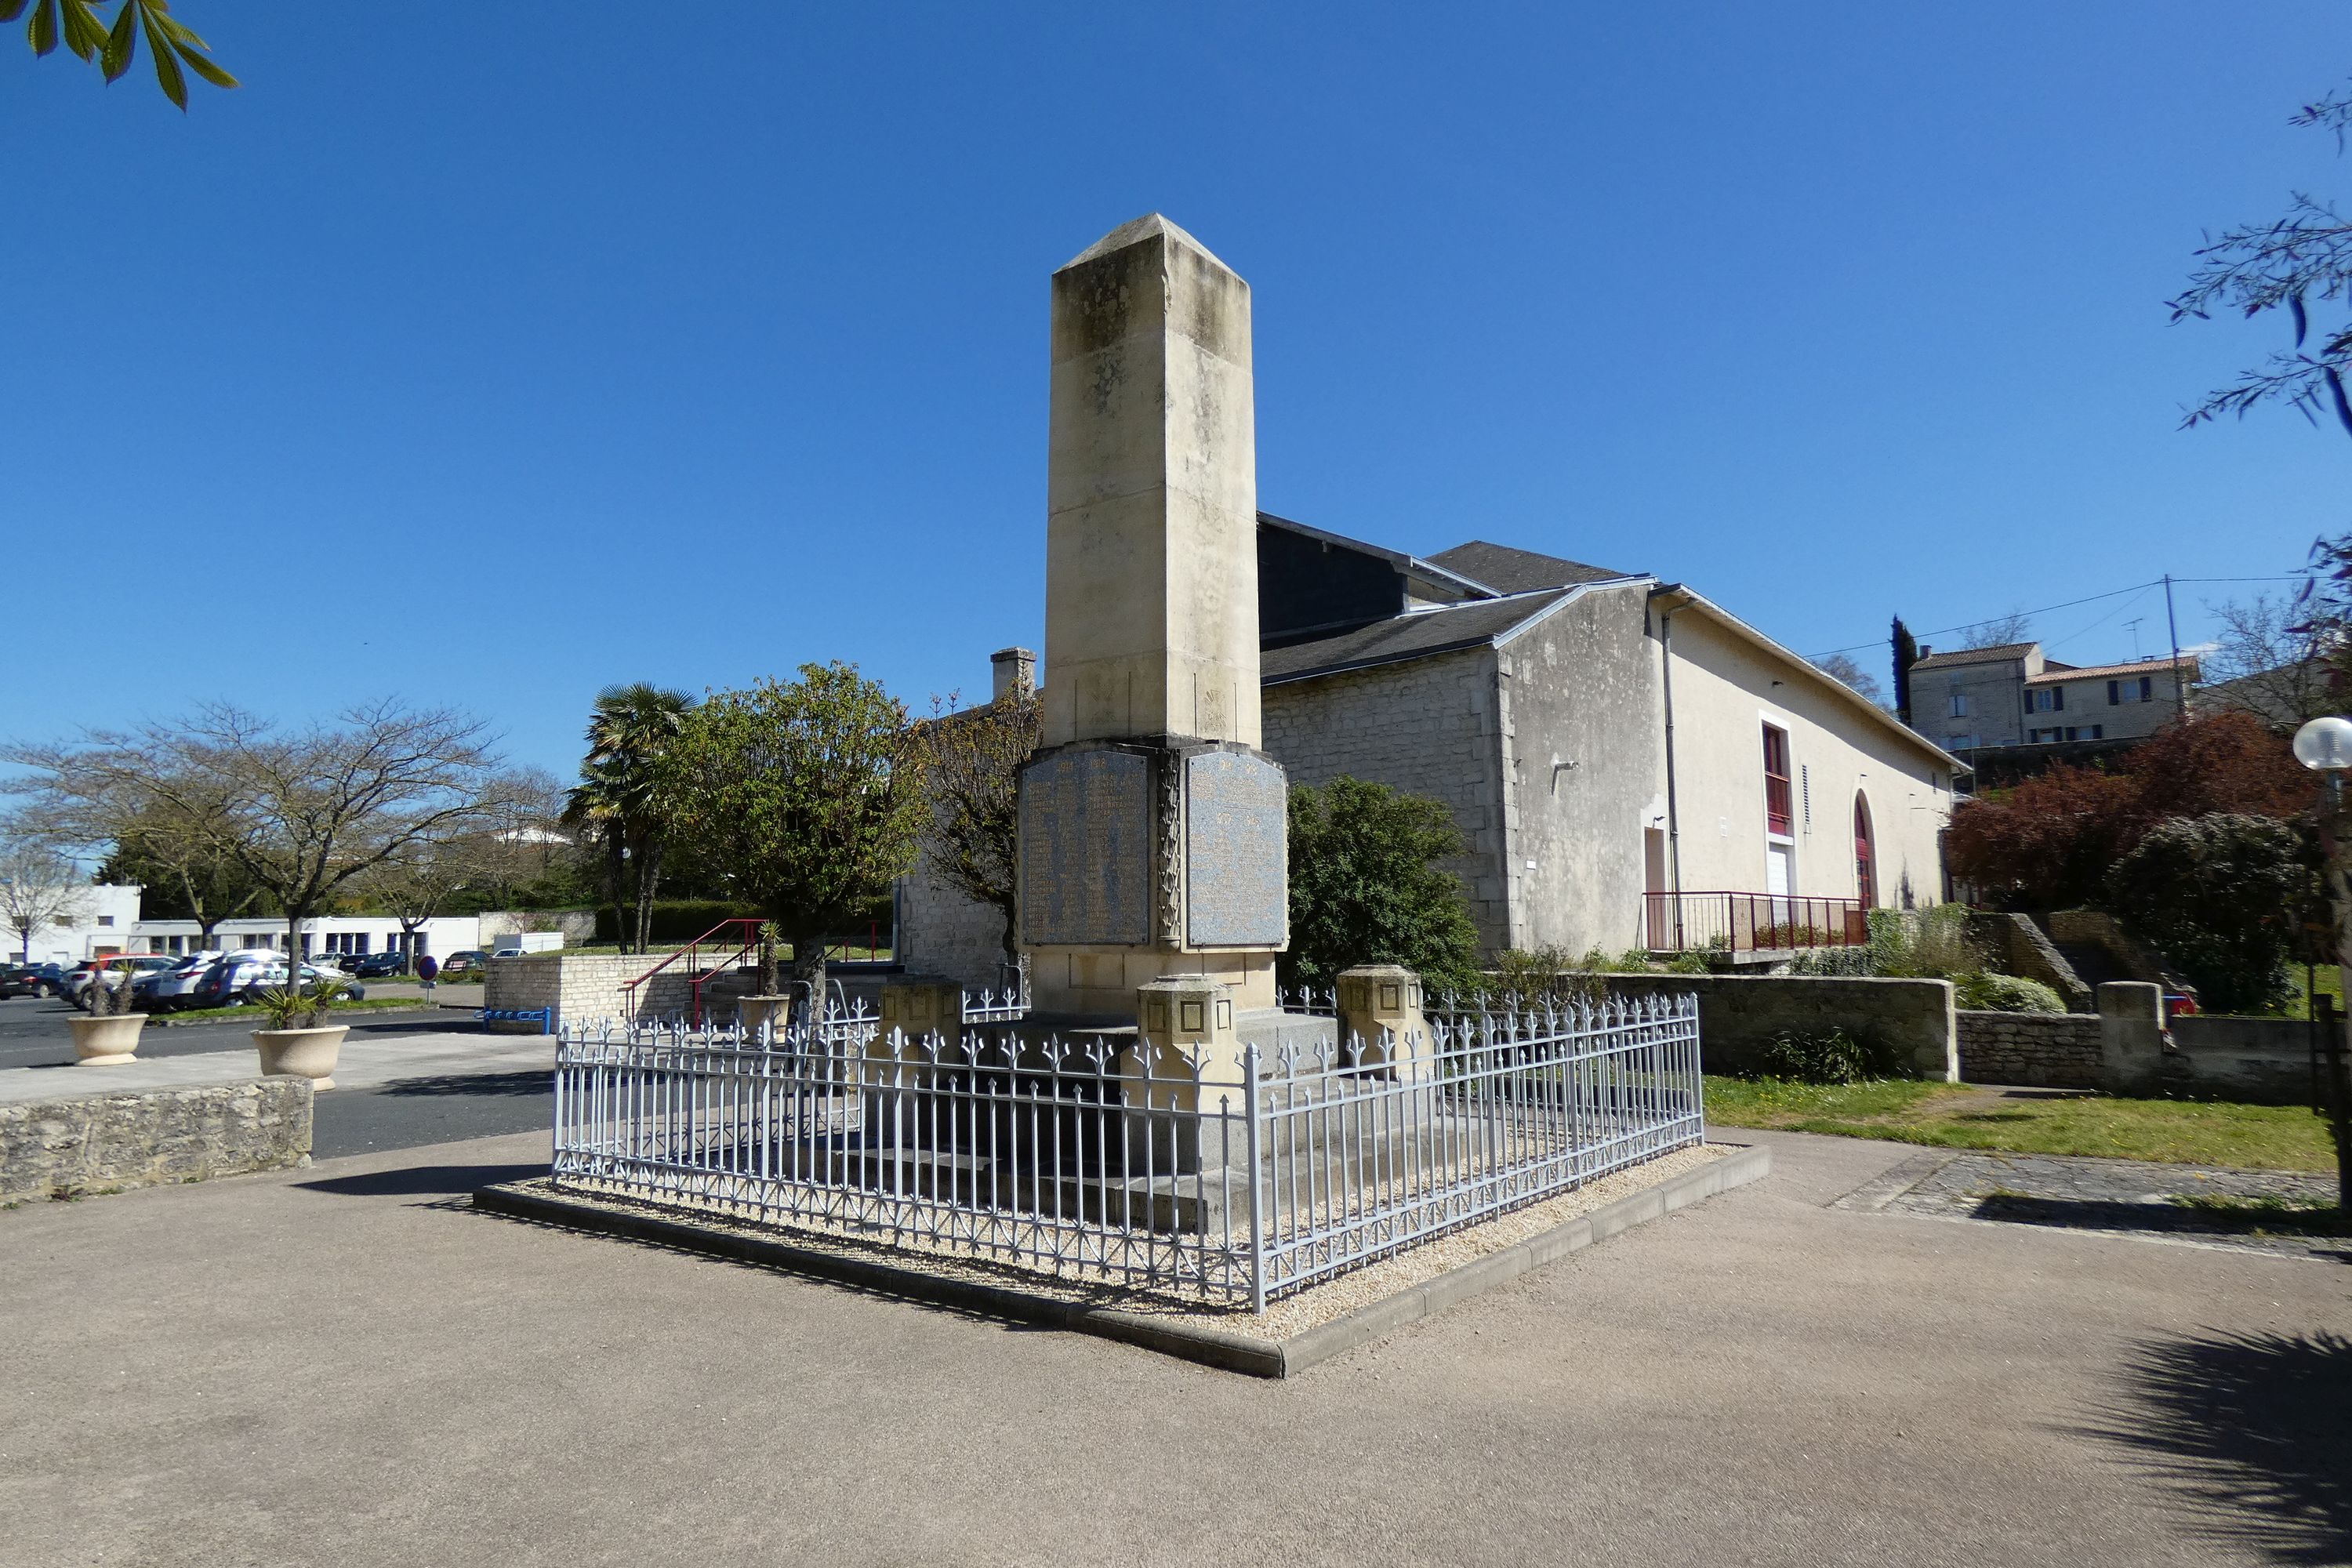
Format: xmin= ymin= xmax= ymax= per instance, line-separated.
xmin=1185 ymin=750 xmax=1287 ymax=947
xmin=1018 ymin=749 xmax=1153 ymax=946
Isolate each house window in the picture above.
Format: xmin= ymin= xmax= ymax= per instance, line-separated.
xmin=2107 ymin=680 xmax=2121 ymax=705
xmin=2139 ymin=676 xmax=2154 ymax=701
xmin=1762 ymin=724 xmax=1793 ymax=837
xmin=1948 ymin=692 xmax=1969 ymax=718
xmin=96 ymin=915 xmax=114 ymax=927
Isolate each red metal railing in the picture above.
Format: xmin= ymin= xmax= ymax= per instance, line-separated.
xmin=622 ymin=919 xmax=765 ymax=1026
xmin=1644 ymin=891 xmax=1867 ymax=955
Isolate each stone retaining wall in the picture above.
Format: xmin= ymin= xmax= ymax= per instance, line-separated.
xmin=1 ymin=1077 xmax=312 ymax=1204
xmin=1602 ymin=973 xmax=1958 ymax=1081
xmin=1955 ymin=1010 xmax=2103 ymax=1089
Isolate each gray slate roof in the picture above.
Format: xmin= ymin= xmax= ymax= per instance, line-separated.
xmin=1425 ymin=540 xmax=1627 ymax=593
xmin=1261 ymin=591 xmax=1571 ymax=684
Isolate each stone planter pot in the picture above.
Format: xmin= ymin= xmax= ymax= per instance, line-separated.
xmin=68 ymin=1014 xmax=148 ymax=1066
xmin=736 ymin=995 xmax=792 ymax=1037
xmin=252 ymin=1024 xmax=351 ymax=1091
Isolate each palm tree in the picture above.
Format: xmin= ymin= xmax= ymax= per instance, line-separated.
xmin=562 ymin=684 xmax=695 ymax=954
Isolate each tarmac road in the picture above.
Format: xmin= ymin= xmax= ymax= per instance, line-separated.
xmin=3 ymin=1127 xmax=2347 ymax=1567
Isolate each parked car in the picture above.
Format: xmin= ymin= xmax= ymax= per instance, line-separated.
xmin=440 ymin=950 xmax=488 ymax=977
xmin=0 ymin=963 xmax=67 ymax=999
xmin=134 ymin=952 xmax=224 ymax=1013
xmin=350 ymin=950 xmax=411 ymax=980
xmin=186 ymin=951 xmax=299 ymax=1010
xmin=67 ymin=956 xmax=172 ymax=1011
xmin=239 ymin=959 xmax=365 ymax=1005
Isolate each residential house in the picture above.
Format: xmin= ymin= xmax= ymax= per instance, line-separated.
xmin=1908 ymin=641 xmax=2197 ymax=788
xmin=897 ymin=515 xmax=1962 ymax=982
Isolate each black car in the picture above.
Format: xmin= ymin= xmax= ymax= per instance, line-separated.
xmin=0 ymin=963 xmax=66 ymax=999
xmin=350 ymin=951 xmax=411 ymax=979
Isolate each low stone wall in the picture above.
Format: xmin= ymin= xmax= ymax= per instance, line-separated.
xmin=1956 ymin=1010 xmax=2103 ymax=1089
xmin=1951 ymin=990 xmax=2318 ymax=1105
xmin=483 ymin=953 xmax=701 ymax=1032
xmin=2167 ymin=1015 xmax=2318 ymax=1105
xmin=1 ymin=1077 xmax=312 ymax=1204
xmin=1602 ymin=974 xmax=1958 ymax=1082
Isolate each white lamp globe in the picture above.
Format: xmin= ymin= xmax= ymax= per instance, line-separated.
xmin=2294 ymin=715 xmax=2352 ymax=772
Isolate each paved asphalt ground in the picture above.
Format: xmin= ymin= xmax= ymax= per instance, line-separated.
xmin=4 ymin=1127 xmax=2347 ymax=1568
xmin=0 ymin=995 xmax=547 ymax=1158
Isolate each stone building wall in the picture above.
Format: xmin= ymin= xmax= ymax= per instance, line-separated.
xmin=1262 ymin=645 xmax=1508 ymax=949
xmin=484 ymin=953 xmax=699 ymax=1031
xmin=894 ymin=855 xmax=1014 ymax=993
xmin=1 ymin=1078 xmax=312 ymax=1203
xmin=1955 ymin=1011 xmax=2103 ymax=1088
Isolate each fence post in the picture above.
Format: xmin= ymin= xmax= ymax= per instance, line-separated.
xmin=1244 ymin=1041 xmax=1265 ymax=1315
xmin=2318 ymin=994 xmax=2352 ymax=1210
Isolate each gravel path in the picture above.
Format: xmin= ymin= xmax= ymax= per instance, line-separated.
xmin=536 ymin=1142 xmax=1728 ymax=1341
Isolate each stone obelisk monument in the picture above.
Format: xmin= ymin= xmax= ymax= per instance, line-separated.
xmin=1016 ymin=215 xmax=1287 ymax=1018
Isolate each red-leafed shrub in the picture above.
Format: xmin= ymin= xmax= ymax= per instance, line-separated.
xmin=1946 ymin=711 xmax=2315 ymax=909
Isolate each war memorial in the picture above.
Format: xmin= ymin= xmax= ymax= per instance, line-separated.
xmin=521 ymin=217 xmax=1714 ymax=1334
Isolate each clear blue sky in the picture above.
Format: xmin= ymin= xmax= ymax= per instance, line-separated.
xmin=7 ymin=2 xmax=2345 ymax=778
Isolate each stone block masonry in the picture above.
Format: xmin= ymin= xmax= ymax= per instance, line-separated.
xmin=1 ymin=1077 xmax=312 ymax=1204
xmin=483 ymin=953 xmax=699 ymax=1032
xmin=1602 ymin=974 xmax=1958 ymax=1082
xmin=1956 ymin=1011 xmax=2102 ymax=1089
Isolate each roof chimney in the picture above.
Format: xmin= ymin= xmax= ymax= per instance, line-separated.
xmin=990 ymin=647 xmax=1036 ymax=704
xmin=1917 ymin=644 xmax=1933 ymax=659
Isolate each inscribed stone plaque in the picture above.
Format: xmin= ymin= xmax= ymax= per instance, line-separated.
xmin=1018 ymin=749 xmax=1153 ymax=946
xmin=1184 ymin=750 xmax=1287 ymax=947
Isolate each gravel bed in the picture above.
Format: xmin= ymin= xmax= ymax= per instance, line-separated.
xmin=519 ymin=1142 xmax=1726 ymax=1342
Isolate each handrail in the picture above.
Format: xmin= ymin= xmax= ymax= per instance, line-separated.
xmin=621 ymin=918 xmax=766 ymax=1026
xmin=1643 ymin=891 xmax=1867 ymax=955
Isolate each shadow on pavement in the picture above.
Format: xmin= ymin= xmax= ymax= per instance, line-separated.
xmin=297 ymin=1162 xmax=547 ymax=1197
xmin=1971 ymin=1195 xmax=2352 ymax=1256
xmin=2075 ymin=1329 xmax=2352 ymax=1564
xmin=378 ymin=1070 xmax=553 ymax=1098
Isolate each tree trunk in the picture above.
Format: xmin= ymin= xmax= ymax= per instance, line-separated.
xmin=791 ymin=935 xmax=828 ymax=1027
xmin=633 ymin=840 xmax=662 ymax=956
xmin=605 ymin=829 xmax=630 ymax=955
xmin=286 ymin=909 xmax=307 ymax=994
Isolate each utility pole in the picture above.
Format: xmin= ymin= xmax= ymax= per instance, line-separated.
xmin=2162 ymin=573 xmax=2187 ymax=717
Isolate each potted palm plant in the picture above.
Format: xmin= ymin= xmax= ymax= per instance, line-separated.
xmin=69 ymin=957 xmax=147 ymax=1065
xmin=251 ymin=973 xmax=353 ymax=1090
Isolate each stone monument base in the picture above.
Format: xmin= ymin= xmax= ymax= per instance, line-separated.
xmin=1028 ymin=946 xmax=1277 ymax=1018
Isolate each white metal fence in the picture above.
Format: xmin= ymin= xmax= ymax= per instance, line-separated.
xmin=549 ymin=993 xmax=1702 ymax=1312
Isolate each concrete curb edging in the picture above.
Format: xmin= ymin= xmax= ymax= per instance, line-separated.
xmin=472 ymin=1142 xmax=1773 ymax=1379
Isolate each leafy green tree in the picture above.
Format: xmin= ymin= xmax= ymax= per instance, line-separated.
xmin=658 ymin=664 xmax=924 ymax=1017
xmin=2105 ymin=814 xmax=2316 ymax=1014
xmin=1282 ymin=776 xmax=1479 ymax=993
xmin=8 ymin=0 xmax=235 ymax=109
xmin=562 ymin=684 xmax=695 ymax=955
xmin=909 ymin=689 xmax=1040 ymax=967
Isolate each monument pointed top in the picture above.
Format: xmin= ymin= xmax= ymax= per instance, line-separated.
xmin=1059 ymin=212 xmax=1234 ymax=274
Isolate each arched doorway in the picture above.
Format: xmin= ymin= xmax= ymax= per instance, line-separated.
xmin=1853 ymin=793 xmax=1878 ymax=909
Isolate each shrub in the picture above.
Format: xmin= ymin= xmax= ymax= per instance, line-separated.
xmin=1283 ymin=778 xmax=1480 ymax=992
xmin=2104 ymin=813 xmax=2314 ymax=1014
xmin=1748 ymin=1026 xmax=1904 ymax=1084
xmin=1956 ymin=972 xmax=2067 ymax=1014
xmin=1947 ymin=711 xmax=2312 ymax=909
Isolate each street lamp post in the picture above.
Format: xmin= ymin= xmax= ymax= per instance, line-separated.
xmin=2292 ymin=716 xmax=2352 ymax=1209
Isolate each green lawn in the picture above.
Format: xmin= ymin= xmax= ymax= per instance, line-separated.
xmin=158 ymin=998 xmax=439 ymax=1025
xmin=1704 ymin=1075 xmax=2339 ymax=1173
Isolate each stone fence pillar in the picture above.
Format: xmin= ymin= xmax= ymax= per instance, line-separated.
xmin=1123 ymin=977 xmax=1245 ymax=1172
xmin=864 ymin=976 xmax=963 ymax=1147
xmin=1336 ymin=964 xmax=1429 ymax=1079
xmin=2096 ymin=981 xmax=2167 ymax=1097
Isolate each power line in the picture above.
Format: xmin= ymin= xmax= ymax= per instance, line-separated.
xmin=1802 ymin=572 xmax=2307 ymax=662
